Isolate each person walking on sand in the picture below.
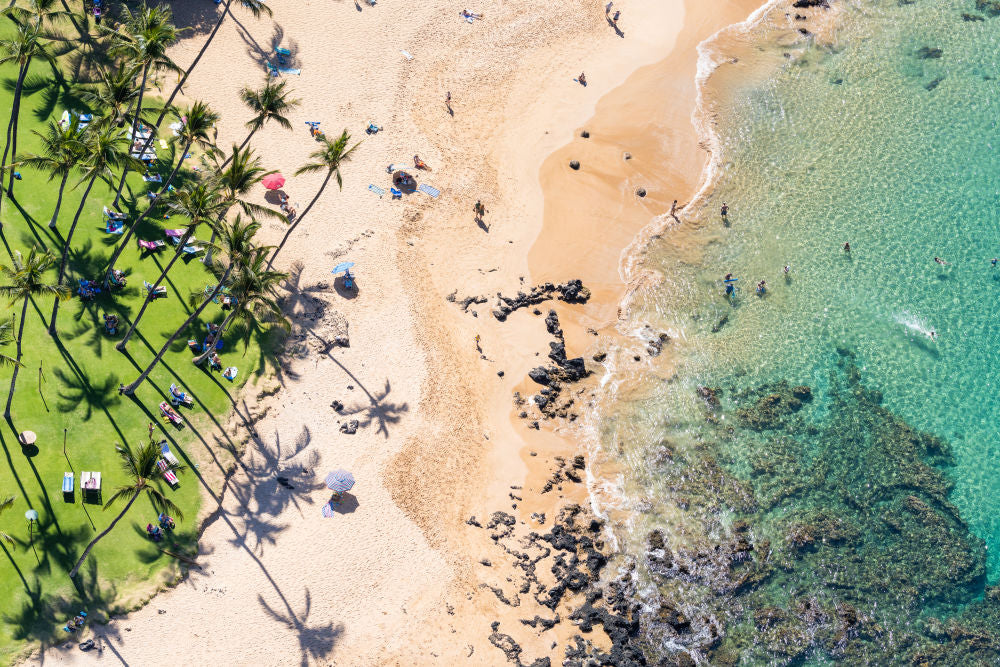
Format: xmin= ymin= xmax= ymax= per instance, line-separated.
xmin=474 ymin=200 xmax=486 ymax=220
xmin=612 ymin=9 xmax=620 ymax=25
xmin=475 ymin=334 xmax=482 ymax=353
xmin=445 ymin=91 xmax=453 ymax=114
xmin=578 ymin=72 xmax=587 ymax=86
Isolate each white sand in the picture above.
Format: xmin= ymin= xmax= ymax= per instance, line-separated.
xmin=35 ymin=0 xmax=759 ymax=663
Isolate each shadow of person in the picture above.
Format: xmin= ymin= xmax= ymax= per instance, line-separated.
xmin=476 ymin=217 xmax=490 ymax=233
xmin=333 ymin=275 xmax=359 ymax=300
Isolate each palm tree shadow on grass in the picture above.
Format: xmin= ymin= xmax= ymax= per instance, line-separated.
xmin=2 ymin=558 xmax=124 ymax=648
xmin=53 ymin=367 xmax=121 ymax=418
xmin=257 ymin=588 xmax=343 ymax=667
xmin=9 ymin=511 xmax=91 ymax=577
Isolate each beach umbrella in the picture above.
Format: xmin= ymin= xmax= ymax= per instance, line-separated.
xmin=331 ymin=261 xmax=355 ymax=276
xmin=325 ymin=469 xmax=355 ymax=492
xmin=262 ymin=173 xmax=286 ymax=190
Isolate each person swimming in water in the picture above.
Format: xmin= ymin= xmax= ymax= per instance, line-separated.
xmin=934 ymin=257 xmax=949 ymax=265
xmin=992 ymin=258 xmax=997 ymax=267
xmin=929 ymin=329 xmax=937 ymax=341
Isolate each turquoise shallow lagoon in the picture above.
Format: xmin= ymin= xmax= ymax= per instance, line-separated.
xmin=600 ymin=0 xmax=1000 ymax=662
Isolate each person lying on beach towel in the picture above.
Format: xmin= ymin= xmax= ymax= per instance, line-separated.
xmin=460 ymin=9 xmax=482 ymax=22
xmin=413 ymin=154 xmax=431 ymax=170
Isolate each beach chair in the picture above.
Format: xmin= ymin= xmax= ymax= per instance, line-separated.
xmin=144 ymin=281 xmax=168 ymax=298
xmin=165 ymin=229 xmax=185 ymax=243
xmin=368 ymin=184 xmax=385 ymax=198
xmin=138 ymin=239 xmax=166 ymax=252
xmin=62 ymin=472 xmax=74 ymax=502
xmin=142 ymin=173 xmax=162 ymax=183
xmin=159 ymin=512 xmax=176 ymax=530
xmin=81 ymin=471 xmax=101 ymax=503
xmin=157 ymin=459 xmax=179 ymax=487
xmin=390 ymin=187 xmax=402 ymax=200
xmin=159 ymin=401 xmax=183 ymax=426
xmin=182 ymin=244 xmax=203 ymax=255
xmin=169 ymin=383 xmax=192 ymax=406
xmin=417 ymin=184 xmax=441 ymax=198
xmin=160 ymin=440 xmax=181 ymax=466
xmin=275 ymin=46 xmax=291 ymax=64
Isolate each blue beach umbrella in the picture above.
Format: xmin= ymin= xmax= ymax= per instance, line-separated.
xmin=325 ymin=469 xmax=355 ymax=492
xmin=331 ymin=262 xmax=355 ymax=276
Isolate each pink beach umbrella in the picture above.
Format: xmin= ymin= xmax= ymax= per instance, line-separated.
xmin=262 ymin=173 xmax=286 ymax=190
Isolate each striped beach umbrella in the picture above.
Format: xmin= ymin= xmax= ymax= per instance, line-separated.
xmin=325 ymin=469 xmax=355 ymax=492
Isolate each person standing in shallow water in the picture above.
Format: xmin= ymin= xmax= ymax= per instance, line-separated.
xmin=843 ymin=242 xmax=851 ymax=253
xmin=720 ymin=202 xmax=728 ymax=219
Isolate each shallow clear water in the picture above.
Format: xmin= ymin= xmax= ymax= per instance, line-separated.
xmin=601 ymin=0 xmax=1000 ymax=661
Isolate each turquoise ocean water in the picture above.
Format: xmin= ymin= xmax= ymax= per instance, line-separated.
xmin=599 ymin=0 xmax=1000 ymax=662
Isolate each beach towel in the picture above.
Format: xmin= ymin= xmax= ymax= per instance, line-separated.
xmin=400 ymin=50 xmax=413 ymax=60
xmin=182 ymin=245 xmax=203 ymax=255
xmin=143 ymin=173 xmax=162 ymax=182
xmin=160 ymin=441 xmax=181 ymax=466
xmin=368 ymin=184 xmax=385 ymax=198
xmin=391 ymin=187 xmax=402 ymax=199
xmin=159 ymin=139 xmax=168 ymax=149
xmin=103 ymin=206 xmax=126 ymax=221
xmin=138 ymin=239 xmax=166 ymax=251
xmin=62 ymin=472 xmax=74 ymax=494
xmin=277 ymin=66 xmax=301 ymax=75
xmin=157 ymin=459 xmax=179 ymax=487
xmin=223 ymin=366 xmax=238 ymax=381
xmin=105 ymin=223 xmax=124 ymax=234
xmin=417 ymin=184 xmax=441 ymax=198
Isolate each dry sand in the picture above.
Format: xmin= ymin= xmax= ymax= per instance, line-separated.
xmin=35 ymin=0 xmax=762 ymax=664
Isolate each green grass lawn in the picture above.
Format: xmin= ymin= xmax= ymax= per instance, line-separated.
xmin=0 ymin=13 xmax=274 ymax=663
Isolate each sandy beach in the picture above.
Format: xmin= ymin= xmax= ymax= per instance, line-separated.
xmin=34 ymin=0 xmax=762 ymax=664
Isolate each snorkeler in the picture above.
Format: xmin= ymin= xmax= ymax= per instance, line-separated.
xmin=934 ymin=257 xmax=949 ymax=265
xmin=783 ymin=265 xmax=790 ymax=275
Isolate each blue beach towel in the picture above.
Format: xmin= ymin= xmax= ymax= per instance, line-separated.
xmin=368 ymin=184 xmax=385 ymax=198
xmin=417 ymin=184 xmax=440 ymax=198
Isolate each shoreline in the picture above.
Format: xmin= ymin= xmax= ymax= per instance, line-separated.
xmin=34 ymin=0 xmax=772 ymax=664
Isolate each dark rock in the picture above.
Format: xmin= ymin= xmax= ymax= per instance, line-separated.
xmin=975 ymin=0 xmax=1000 ymax=16
xmin=711 ymin=314 xmax=729 ymax=333
xmin=636 ymin=187 xmax=647 ymax=198
xmin=497 ymin=370 xmax=504 ymax=377
xmin=544 ymin=310 xmax=561 ymax=335
xmin=333 ymin=335 xmax=350 ymax=348
xmin=925 ymin=77 xmax=944 ymax=91
xmin=798 ymin=27 xmax=810 ymax=35
xmin=339 ymin=420 xmax=359 ymax=434
xmin=569 ymin=160 xmax=580 ymax=170
xmin=466 ymin=516 xmax=482 ymax=527
xmin=534 ymin=395 xmax=548 ymax=409
xmin=916 ymin=46 xmax=943 ymax=59
xmin=962 ymin=12 xmax=985 ymax=21
xmin=330 ymin=400 xmax=343 ymax=411
xmin=791 ymin=385 xmax=812 ymax=400
xmin=528 ymin=367 xmax=551 ymax=386
xmin=520 ymin=614 xmax=560 ymax=630
xmin=580 ymin=130 xmax=590 ymax=138
xmin=792 ymin=0 xmax=828 ymax=6
xmin=592 ymin=351 xmax=607 ymax=362
xmin=572 ymin=455 xmax=585 ymax=469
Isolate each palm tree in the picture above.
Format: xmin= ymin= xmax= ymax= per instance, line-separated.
xmin=0 ymin=248 xmax=69 ymax=419
xmin=122 ymin=216 xmax=261 ymax=393
xmin=193 ymin=246 xmax=288 ymax=365
xmin=222 ymin=78 xmax=298 ymax=167
xmin=50 ymin=125 xmax=139 ymax=335
xmin=138 ymin=0 xmax=272 ymax=162
xmin=268 ymin=130 xmax=359 ymax=269
xmin=116 ymin=181 xmax=227 ymax=352
xmin=14 ymin=120 xmax=86 ymax=228
xmin=102 ymin=3 xmax=179 ymax=208
xmin=79 ymin=62 xmax=143 ymax=131
xmin=0 ymin=20 xmax=55 ymax=207
xmin=203 ymin=144 xmax=279 ymax=265
xmin=69 ymin=439 xmax=186 ymax=578
xmin=0 ymin=317 xmax=18 ymax=369
xmin=103 ymin=101 xmax=219 ymax=289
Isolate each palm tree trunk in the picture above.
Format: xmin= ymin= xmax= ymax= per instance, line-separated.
xmin=49 ymin=173 xmax=98 ymax=335
xmin=116 ymin=228 xmax=194 ymax=351
xmin=137 ymin=0 xmax=234 ymax=160
xmin=218 ymin=128 xmax=255 ymax=170
xmin=3 ymin=298 xmax=28 ymax=420
xmin=103 ymin=139 xmax=192 ymax=289
xmin=113 ymin=62 xmax=149 ymax=209
xmin=0 ymin=63 xmax=28 ymax=221
xmin=123 ymin=263 xmax=233 ymax=394
xmin=192 ymin=305 xmax=237 ymax=365
xmin=202 ymin=228 xmax=217 ymax=265
xmin=68 ymin=488 xmax=143 ymax=578
xmin=6 ymin=61 xmax=30 ymax=197
xmin=49 ymin=171 xmax=69 ymax=228
xmin=267 ymin=170 xmax=332 ymax=269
